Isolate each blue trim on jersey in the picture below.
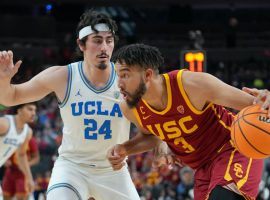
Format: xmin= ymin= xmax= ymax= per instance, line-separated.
xmin=46 ymin=183 xmax=82 ymax=200
xmin=78 ymin=61 xmax=116 ymax=94
xmin=59 ymin=64 xmax=73 ymax=108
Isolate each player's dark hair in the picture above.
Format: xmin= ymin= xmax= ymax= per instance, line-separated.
xmin=13 ymin=102 xmax=37 ymax=114
xmin=112 ymin=44 xmax=164 ymax=74
xmin=76 ymin=9 xmax=118 ymax=55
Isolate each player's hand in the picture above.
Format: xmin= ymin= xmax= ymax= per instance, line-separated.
xmin=107 ymin=144 xmax=127 ymax=171
xmin=152 ymin=154 xmax=174 ymax=168
xmin=0 ymin=50 xmax=22 ymax=83
xmin=4 ymin=159 xmax=12 ymax=167
xmin=242 ymin=87 xmax=270 ymax=117
xmin=152 ymin=154 xmax=184 ymax=168
xmin=152 ymin=141 xmax=170 ymax=168
xmin=25 ymin=177 xmax=35 ymax=194
xmin=152 ymin=142 xmax=184 ymax=168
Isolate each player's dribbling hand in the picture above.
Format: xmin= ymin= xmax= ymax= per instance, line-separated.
xmin=107 ymin=144 xmax=127 ymax=170
xmin=0 ymin=50 xmax=22 ymax=83
xmin=242 ymin=87 xmax=270 ymax=117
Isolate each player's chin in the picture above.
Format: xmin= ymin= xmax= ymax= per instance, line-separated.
xmin=97 ymin=62 xmax=108 ymax=70
xmin=28 ymin=118 xmax=35 ymax=122
xmin=112 ymin=165 xmax=122 ymax=171
xmin=126 ymin=100 xmax=138 ymax=109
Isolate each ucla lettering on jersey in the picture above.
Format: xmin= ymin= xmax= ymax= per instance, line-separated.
xmin=0 ymin=115 xmax=29 ymax=167
xmin=3 ymin=138 xmax=20 ymax=146
xmin=58 ymin=61 xmax=130 ymax=169
xmin=71 ymin=100 xmax=122 ymax=117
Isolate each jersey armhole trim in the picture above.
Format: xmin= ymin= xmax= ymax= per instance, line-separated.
xmin=177 ymin=70 xmax=212 ymax=115
xmin=59 ymin=64 xmax=72 ymax=108
xmin=0 ymin=116 xmax=11 ymax=137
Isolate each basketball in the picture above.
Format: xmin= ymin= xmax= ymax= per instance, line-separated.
xmin=231 ymin=104 xmax=270 ymax=159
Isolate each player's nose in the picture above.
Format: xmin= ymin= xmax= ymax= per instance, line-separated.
xmin=100 ymin=40 xmax=108 ymax=51
xmin=117 ymin=79 xmax=123 ymax=89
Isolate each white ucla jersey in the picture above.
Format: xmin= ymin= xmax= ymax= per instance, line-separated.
xmin=58 ymin=61 xmax=130 ymax=169
xmin=0 ymin=115 xmax=29 ymax=167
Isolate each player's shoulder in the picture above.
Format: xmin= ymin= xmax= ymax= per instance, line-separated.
xmin=120 ymin=102 xmax=135 ymax=121
xmin=0 ymin=115 xmax=9 ymax=122
xmin=44 ymin=65 xmax=69 ymax=73
xmin=120 ymin=101 xmax=129 ymax=115
xmin=166 ymin=69 xmax=198 ymax=83
xmin=27 ymin=126 xmax=33 ymax=137
xmin=181 ymin=70 xmax=211 ymax=79
xmin=47 ymin=61 xmax=84 ymax=76
xmin=25 ymin=128 xmax=33 ymax=142
xmin=36 ymin=65 xmax=68 ymax=79
xmin=166 ymin=69 xmax=180 ymax=77
xmin=0 ymin=116 xmax=10 ymax=136
xmin=181 ymin=70 xmax=211 ymax=86
xmin=38 ymin=65 xmax=69 ymax=82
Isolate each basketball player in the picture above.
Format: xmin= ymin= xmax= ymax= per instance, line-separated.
xmin=0 ymin=10 xmax=142 ymax=199
xmin=107 ymin=43 xmax=270 ymax=200
xmin=0 ymin=103 xmax=36 ymax=199
xmin=2 ymin=132 xmax=39 ymax=200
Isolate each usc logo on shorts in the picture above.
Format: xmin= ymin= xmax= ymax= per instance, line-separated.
xmin=234 ymin=163 xmax=243 ymax=178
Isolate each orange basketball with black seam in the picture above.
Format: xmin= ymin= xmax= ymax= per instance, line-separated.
xmin=231 ymin=104 xmax=270 ymax=159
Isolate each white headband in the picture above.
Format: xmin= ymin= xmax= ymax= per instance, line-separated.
xmin=78 ymin=23 xmax=111 ymax=39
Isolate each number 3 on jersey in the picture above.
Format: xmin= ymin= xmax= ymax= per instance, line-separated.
xmin=84 ymin=119 xmax=112 ymax=140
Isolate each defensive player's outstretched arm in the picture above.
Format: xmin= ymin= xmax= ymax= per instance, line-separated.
xmin=0 ymin=50 xmax=67 ymax=106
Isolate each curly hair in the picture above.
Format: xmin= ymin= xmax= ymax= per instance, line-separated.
xmin=76 ymin=9 xmax=118 ymax=56
xmin=76 ymin=9 xmax=118 ymax=43
xmin=112 ymin=44 xmax=164 ymax=74
xmin=13 ymin=102 xmax=37 ymax=114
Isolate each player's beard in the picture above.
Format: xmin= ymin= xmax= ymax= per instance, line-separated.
xmin=126 ymin=78 xmax=146 ymax=108
xmin=96 ymin=62 xmax=107 ymax=70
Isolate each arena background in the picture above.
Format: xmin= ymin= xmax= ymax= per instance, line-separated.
xmin=0 ymin=0 xmax=270 ymax=199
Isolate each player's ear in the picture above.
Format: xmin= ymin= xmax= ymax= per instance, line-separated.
xmin=145 ymin=68 xmax=154 ymax=82
xmin=77 ymin=39 xmax=86 ymax=51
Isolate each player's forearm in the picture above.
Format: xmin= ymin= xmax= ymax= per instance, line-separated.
xmin=123 ymin=133 xmax=161 ymax=156
xmin=28 ymin=154 xmax=40 ymax=166
xmin=0 ymin=83 xmax=17 ymax=106
xmin=17 ymin=153 xmax=33 ymax=181
xmin=215 ymin=86 xmax=255 ymax=111
xmin=199 ymin=73 xmax=255 ymax=110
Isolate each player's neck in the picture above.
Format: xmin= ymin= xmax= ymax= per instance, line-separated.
xmin=82 ymin=61 xmax=111 ymax=88
xmin=143 ymin=75 xmax=168 ymax=111
xmin=14 ymin=115 xmax=25 ymax=132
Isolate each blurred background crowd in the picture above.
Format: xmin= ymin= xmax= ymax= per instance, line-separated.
xmin=0 ymin=0 xmax=270 ymax=199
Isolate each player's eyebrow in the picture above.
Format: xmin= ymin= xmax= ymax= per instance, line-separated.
xmin=92 ymin=35 xmax=103 ymax=39
xmin=92 ymin=34 xmax=113 ymax=39
xmin=118 ymin=67 xmax=130 ymax=72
